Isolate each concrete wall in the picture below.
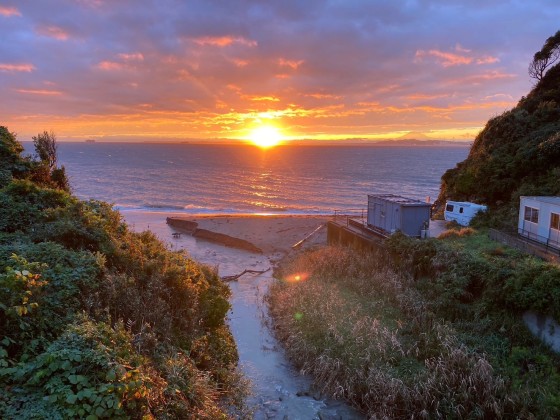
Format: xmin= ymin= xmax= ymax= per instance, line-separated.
xmin=489 ymin=229 xmax=559 ymax=264
xmin=327 ymin=221 xmax=384 ymax=252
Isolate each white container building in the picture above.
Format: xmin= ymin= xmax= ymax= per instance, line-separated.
xmin=444 ymin=201 xmax=487 ymax=226
xmin=518 ymin=196 xmax=560 ymax=249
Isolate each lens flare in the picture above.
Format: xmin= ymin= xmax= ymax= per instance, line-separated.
xmin=286 ymin=272 xmax=308 ymax=283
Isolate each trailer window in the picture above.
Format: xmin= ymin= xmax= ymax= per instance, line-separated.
xmin=446 ymin=204 xmax=454 ymax=212
xmin=551 ymin=213 xmax=560 ymax=231
xmin=524 ymin=206 xmax=539 ymax=223
xmin=459 ymin=207 xmax=464 ymax=214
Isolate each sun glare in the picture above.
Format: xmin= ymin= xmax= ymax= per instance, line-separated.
xmin=249 ymin=126 xmax=283 ymax=148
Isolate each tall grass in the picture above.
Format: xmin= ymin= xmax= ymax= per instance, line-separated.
xmin=268 ymin=245 xmax=554 ymax=418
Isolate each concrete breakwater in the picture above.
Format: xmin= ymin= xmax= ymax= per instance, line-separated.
xmin=166 ymin=217 xmax=263 ymax=253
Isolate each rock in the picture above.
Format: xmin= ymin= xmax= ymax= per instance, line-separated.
xmin=317 ymin=410 xmax=341 ymax=420
xmin=313 ymin=391 xmax=322 ymax=401
xmin=296 ymin=390 xmax=309 ymax=397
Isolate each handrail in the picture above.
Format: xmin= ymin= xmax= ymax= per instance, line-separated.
xmin=517 ymin=228 xmax=560 ymax=254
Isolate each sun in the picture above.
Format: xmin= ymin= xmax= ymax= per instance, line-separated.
xmin=249 ymin=126 xmax=283 ymax=148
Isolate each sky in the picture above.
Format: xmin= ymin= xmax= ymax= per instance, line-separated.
xmin=1 ymin=0 xmax=559 ymax=142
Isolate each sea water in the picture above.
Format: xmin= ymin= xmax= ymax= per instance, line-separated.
xmin=53 ymin=143 xmax=469 ymax=214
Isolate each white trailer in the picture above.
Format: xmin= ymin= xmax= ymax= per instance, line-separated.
xmin=444 ymin=201 xmax=487 ymax=226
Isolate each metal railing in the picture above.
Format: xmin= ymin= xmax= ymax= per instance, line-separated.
xmin=518 ymin=227 xmax=560 ymax=254
xmin=333 ymin=208 xmax=366 ymax=227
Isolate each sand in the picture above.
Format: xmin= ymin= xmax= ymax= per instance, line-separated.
xmin=167 ymin=214 xmax=331 ymax=261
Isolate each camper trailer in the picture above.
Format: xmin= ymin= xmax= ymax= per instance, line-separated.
xmin=444 ymin=201 xmax=487 ymax=226
xmin=518 ymin=196 xmax=560 ymax=249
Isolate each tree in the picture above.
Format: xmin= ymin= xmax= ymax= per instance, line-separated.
xmin=529 ymin=30 xmax=560 ymax=82
xmin=32 ymin=131 xmax=58 ymax=170
xmin=30 ymin=130 xmax=70 ymax=191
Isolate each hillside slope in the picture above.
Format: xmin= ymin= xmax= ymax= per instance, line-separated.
xmin=436 ymin=35 xmax=560 ymax=226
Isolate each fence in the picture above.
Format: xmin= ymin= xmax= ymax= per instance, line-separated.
xmin=489 ymin=228 xmax=560 ymax=264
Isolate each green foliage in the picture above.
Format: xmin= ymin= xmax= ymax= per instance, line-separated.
xmin=1 ymin=315 xmax=150 ymax=419
xmin=0 ymin=126 xmax=242 ymax=417
xmin=436 ymin=32 xmax=560 ymax=227
xmin=0 ymin=126 xmax=30 ymax=184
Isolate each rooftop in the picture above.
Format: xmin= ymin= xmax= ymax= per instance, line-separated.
xmin=521 ymin=196 xmax=560 ymax=206
xmin=368 ymin=193 xmax=431 ymax=207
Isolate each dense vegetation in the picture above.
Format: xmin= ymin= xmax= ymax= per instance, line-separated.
xmin=0 ymin=126 xmax=245 ymax=418
xmin=269 ymin=231 xmax=560 ymax=418
xmin=436 ymin=31 xmax=560 ymax=227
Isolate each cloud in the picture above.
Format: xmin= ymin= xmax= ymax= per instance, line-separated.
xmin=0 ymin=63 xmax=35 ymax=72
xmin=37 ymin=25 xmax=70 ymax=40
xmin=0 ymin=5 xmax=20 ymax=16
xmin=2 ymin=0 xmax=559 ymax=140
xmin=415 ymin=45 xmax=499 ymax=67
xmin=16 ymin=88 xmax=63 ymax=95
xmin=191 ymin=36 xmax=257 ymax=47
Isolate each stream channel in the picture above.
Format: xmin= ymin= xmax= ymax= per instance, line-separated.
xmin=125 ymin=212 xmax=364 ymax=419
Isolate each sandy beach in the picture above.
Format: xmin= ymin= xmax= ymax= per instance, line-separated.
xmin=168 ymin=214 xmax=330 ymax=259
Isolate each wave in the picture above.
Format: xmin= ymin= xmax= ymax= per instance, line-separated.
xmin=113 ymin=203 xmax=334 ymax=216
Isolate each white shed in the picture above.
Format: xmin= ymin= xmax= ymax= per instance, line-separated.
xmin=518 ymin=196 xmax=560 ymax=249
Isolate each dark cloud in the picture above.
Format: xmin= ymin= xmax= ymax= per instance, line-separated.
xmin=1 ymin=0 xmax=559 ymax=140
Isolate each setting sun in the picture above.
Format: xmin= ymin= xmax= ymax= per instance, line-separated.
xmin=249 ymin=126 xmax=283 ymax=148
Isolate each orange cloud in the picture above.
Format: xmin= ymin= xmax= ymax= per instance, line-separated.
xmin=305 ymin=93 xmax=343 ymax=100
xmin=447 ymin=70 xmax=515 ymax=85
xmin=415 ymin=49 xmax=472 ymax=66
xmin=16 ymin=88 xmax=63 ymax=96
xmin=0 ymin=63 xmax=35 ymax=72
xmin=246 ymin=96 xmax=280 ymax=102
xmin=0 ymin=6 xmax=20 ymax=16
xmin=37 ymin=25 xmax=69 ymax=40
xmin=278 ymin=58 xmax=303 ymax=69
xmin=406 ymin=93 xmax=450 ymax=100
xmin=415 ymin=45 xmax=499 ymax=67
xmin=192 ymin=36 xmax=257 ymax=47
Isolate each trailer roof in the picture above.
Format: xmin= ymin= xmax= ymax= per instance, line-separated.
xmin=368 ymin=194 xmax=431 ymax=207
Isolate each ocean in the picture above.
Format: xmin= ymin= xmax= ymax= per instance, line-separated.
xmin=51 ymin=142 xmax=469 ymax=215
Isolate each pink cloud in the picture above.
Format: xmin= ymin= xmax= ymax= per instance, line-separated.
xmin=448 ymin=71 xmax=516 ymax=85
xmin=16 ymin=88 xmax=62 ymax=96
xmin=0 ymin=63 xmax=35 ymax=72
xmin=278 ymin=58 xmax=303 ymax=70
xmin=37 ymin=25 xmax=69 ymax=40
xmin=97 ymin=61 xmax=124 ymax=70
xmin=118 ymin=53 xmax=144 ymax=61
xmin=0 ymin=6 xmax=20 ymax=16
xmin=476 ymin=56 xmax=499 ymax=65
xmin=96 ymin=53 xmax=143 ymax=70
xmin=192 ymin=36 xmax=257 ymax=47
